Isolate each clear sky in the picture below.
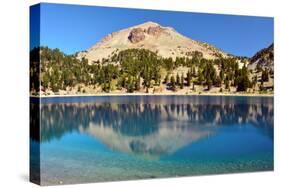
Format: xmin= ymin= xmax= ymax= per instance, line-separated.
xmin=31 ymin=3 xmax=273 ymax=57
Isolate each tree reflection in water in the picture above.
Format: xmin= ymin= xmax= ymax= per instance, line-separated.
xmin=30 ymin=96 xmax=273 ymax=157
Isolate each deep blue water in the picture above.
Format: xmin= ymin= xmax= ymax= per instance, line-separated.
xmin=30 ymin=96 xmax=273 ymax=185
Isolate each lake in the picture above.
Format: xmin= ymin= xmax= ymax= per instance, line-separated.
xmin=30 ymin=95 xmax=274 ymax=185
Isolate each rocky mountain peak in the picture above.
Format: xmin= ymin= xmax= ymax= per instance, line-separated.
xmin=135 ymin=21 xmax=160 ymax=28
xmin=77 ymin=21 xmax=228 ymax=62
xmin=128 ymin=23 xmax=166 ymax=43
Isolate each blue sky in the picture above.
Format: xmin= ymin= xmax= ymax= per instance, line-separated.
xmin=31 ymin=3 xmax=273 ymax=57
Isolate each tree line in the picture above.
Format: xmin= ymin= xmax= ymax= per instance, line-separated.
xmin=30 ymin=47 xmax=270 ymax=94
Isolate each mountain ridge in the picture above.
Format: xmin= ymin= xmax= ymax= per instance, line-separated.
xmin=77 ymin=21 xmax=229 ymax=63
xmin=248 ymin=43 xmax=274 ymax=71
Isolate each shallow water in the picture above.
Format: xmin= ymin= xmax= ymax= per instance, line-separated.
xmin=30 ymin=96 xmax=274 ymax=185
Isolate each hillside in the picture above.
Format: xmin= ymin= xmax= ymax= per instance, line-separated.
xmin=247 ymin=43 xmax=274 ymax=91
xmin=77 ymin=21 xmax=229 ymax=63
xmin=248 ymin=43 xmax=274 ymax=71
xmin=29 ymin=23 xmax=273 ymax=96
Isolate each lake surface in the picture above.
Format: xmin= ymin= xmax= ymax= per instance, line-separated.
xmin=30 ymin=96 xmax=274 ymax=185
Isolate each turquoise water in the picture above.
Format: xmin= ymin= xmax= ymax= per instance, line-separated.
xmin=30 ymin=96 xmax=273 ymax=185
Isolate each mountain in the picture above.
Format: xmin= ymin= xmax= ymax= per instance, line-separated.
xmin=77 ymin=21 xmax=229 ymax=63
xmin=81 ymin=122 xmax=211 ymax=159
xmin=30 ymin=23 xmax=273 ymax=96
xmin=248 ymin=43 xmax=274 ymax=71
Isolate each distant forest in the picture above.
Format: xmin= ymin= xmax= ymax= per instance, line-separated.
xmin=30 ymin=47 xmax=271 ymax=94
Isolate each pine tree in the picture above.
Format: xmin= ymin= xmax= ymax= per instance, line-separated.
xmin=197 ymin=70 xmax=204 ymax=85
xmin=135 ymin=76 xmax=141 ymax=91
xmin=154 ymin=71 xmax=161 ymax=86
xmin=192 ymin=66 xmax=196 ymax=77
xmin=225 ymin=78 xmax=230 ymax=90
xmin=176 ymin=73 xmax=180 ymax=86
xmin=207 ymin=77 xmax=212 ymax=90
xmin=41 ymin=73 xmax=50 ymax=89
xmin=186 ymin=71 xmax=192 ymax=86
xmin=126 ymin=76 xmax=134 ymax=93
xmin=163 ymin=74 xmax=169 ymax=84
xmin=170 ymin=75 xmax=176 ymax=91
xmin=214 ymin=76 xmax=222 ymax=87
xmin=180 ymin=73 xmax=184 ymax=89
xmin=236 ymin=72 xmax=250 ymax=92
xmin=219 ymin=70 xmax=224 ymax=81
xmin=252 ymin=75 xmax=258 ymax=89
xmin=261 ymin=68 xmax=269 ymax=82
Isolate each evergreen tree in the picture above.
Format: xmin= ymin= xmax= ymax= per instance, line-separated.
xmin=236 ymin=73 xmax=250 ymax=92
xmin=180 ymin=73 xmax=184 ymax=89
xmin=186 ymin=71 xmax=192 ymax=86
xmin=126 ymin=76 xmax=134 ymax=93
xmin=214 ymin=76 xmax=222 ymax=87
xmin=261 ymin=68 xmax=269 ymax=82
xmin=192 ymin=66 xmax=196 ymax=77
xmin=225 ymin=78 xmax=230 ymax=90
xmin=206 ymin=78 xmax=212 ymax=90
xmin=252 ymin=75 xmax=258 ymax=89
xmin=163 ymin=74 xmax=169 ymax=84
xmin=135 ymin=76 xmax=141 ymax=91
xmin=176 ymin=73 xmax=180 ymax=86
xmin=197 ymin=70 xmax=204 ymax=85
xmin=41 ymin=73 xmax=50 ymax=89
xmin=219 ymin=70 xmax=224 ymax=81
xmin=170 ymin=75 xmax=176 ymax=91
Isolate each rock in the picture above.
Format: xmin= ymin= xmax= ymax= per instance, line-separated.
xmin=147 ymin=26 xmax=164 ymax=37
xmin=128 ymin=28 xmax=145 ymax=43
xmin=102 ymin=32 xmax=118 ymax=43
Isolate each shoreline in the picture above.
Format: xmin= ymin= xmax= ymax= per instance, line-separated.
xmin=30 ymin=92 xmax=274 ymax=98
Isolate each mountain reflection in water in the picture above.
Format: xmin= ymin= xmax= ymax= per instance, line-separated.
xmin=30 ymin=96 xmax=273 ymax=158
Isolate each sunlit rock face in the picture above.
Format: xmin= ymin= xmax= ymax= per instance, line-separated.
xmin=128 ymin=25 xmax=166 ymax=44
xmin=33 ymin=96 xmax=273 ymax=159
xmin=146 ymin=26 xmax=165 ymax=37
xmin=128 ymin=28 xmax=146 ymax=43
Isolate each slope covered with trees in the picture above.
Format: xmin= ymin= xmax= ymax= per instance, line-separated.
xmin=30 ymin=46 xmax=273 ymax=95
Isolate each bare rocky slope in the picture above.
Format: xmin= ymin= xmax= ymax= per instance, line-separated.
xmin=77 ymin=21 xmax=229 ymax=63
xmin=248 ymin=43 xmax=274 ymax=71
